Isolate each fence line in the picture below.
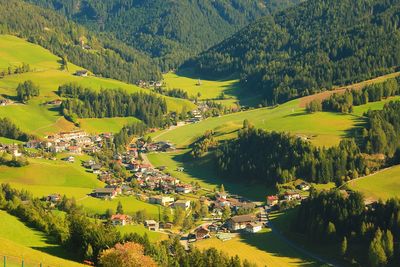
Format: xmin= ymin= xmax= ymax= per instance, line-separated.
xmin=1 ymin=254 xmax=47 ymax=267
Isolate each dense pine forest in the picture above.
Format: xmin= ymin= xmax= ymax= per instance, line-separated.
xmin=25 ymin=0 xmax=301 ymax=70
xmin=190 ymin=0 xmax=400 ymax=104
xmin=58 ymin=83 xmax=167 ymax=127
xmin=296 ymin=189 xmax=400 ymax=266
xmin=0 ymin=0 xmax=161 ymax=83
xmin=215 ymin=123 xmax=366 ymax=185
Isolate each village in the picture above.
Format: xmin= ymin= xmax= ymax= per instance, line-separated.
xmin=0 ymin=123 xmax=314 ymax=247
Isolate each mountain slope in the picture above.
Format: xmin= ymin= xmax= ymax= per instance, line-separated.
xmin=0 ymin=0 xmax=161 ymax=83
xmin=190 ymin=0 xmax=400 ymax=104
xmin=25 ymin=0 xmax=302 ymax=69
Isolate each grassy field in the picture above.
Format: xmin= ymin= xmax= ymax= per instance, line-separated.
xmin=151 ymin=99 xmax=359 ymax=148
xmin=0 ymin=156 xmax=160 ymax=217
xmin=0 ymin=210 xmax=84 ymax=267
xmin=163 ymin=71 xmax=240 ymax=100
xmin=0 ymin=35 xmax=194 ymax=136
xmin=195 ymin=228 xmax=318 ymax=267
xmin=348 ymin=165 xmax=400 ymax=200
xmin=116 ymin=224 xmax=167 ymax=242
xmin=78 ymin=117 xmax=141 ymax=134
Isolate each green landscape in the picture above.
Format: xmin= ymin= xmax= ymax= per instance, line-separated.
xmin=2 ymin=0 xmax=400 ymax=266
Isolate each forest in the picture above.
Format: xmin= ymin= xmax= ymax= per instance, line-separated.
xmin=215 ymin=123 xmax=367 ymax=185
xmin=295 ymin=189 xmax=400 ymax=266
xmin=0 ymin=0 xmax=161 ymax=84
xmin=58 ymin=83 xmax=167 ymax=128
xmin=190 ymin=0 xmax=400 ymax=104
xmin=24 ymin=0 xmax=301 ymax=70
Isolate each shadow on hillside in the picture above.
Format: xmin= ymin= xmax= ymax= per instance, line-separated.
xmin=344 ymin=115 xmax=367 ymax=142
xmin=170 ymin=151 xmax=271 ymax=201
xmin=238 ymin=230 xmax=318 ymax=267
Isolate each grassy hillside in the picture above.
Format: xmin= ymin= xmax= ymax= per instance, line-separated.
xmin=349 ymin=165 xmax=400 ymax=201
xmin=151 ymin=98 xmax=358 ymax=148
xmin=0 ymin=35 xmax=195 ymax=136
xmin=0 ymin=210 xmax=84 ymax=267
xmin=195 ymin=228 xmax=318 ymax=267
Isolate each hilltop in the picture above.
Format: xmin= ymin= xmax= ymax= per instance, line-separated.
xmin=190 ymin=0 xmax=400 ymax=105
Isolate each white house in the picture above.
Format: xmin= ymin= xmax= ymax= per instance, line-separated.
xmin=246 ymin=222 xmax=263 ymax=233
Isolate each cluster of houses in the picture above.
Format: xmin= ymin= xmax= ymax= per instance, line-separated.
xmin=26 ymin=130 xmax=112 ymax=155
xmin=266 ymin=185 xmax=310 ymax=208
xmin=133 ymin=168 xmax=195 ymax=195
xmin=137 ymin=80 xmax=163 ymax=88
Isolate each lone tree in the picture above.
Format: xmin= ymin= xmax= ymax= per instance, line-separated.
xmin=116 ymin=201 xmax=124 ymax=214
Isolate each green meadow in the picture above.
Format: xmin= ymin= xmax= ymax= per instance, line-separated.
xmin=0 ymin=35 xmax=195 ymax=136
xmin=349 ymin=165 xmax=400 ymax=201
xmin=163 ymin=71 xmax=240 ymax=100
xmin=0 ymin=210 xmax=84 ymax=267
xmin=78 ymin=117 xmax=141 ymax=134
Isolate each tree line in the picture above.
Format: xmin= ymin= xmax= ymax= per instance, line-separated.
xmin=58 ymin=83 xmax=167 ymax=128
xmin=190 ymin=0 xmax=400 ymax=105
xmin=0 ymin=117 xmax=30 ymax=141
xmin=295 ymin=189 xmax=400 ymax=266
xmin=0 ymin=184 xmax=256 ymax=266
xmin=307 ymin=77 xmax=400 ymax=113
xmin=215 ymin=123 xmax=367 ymax=185
xmin=0 ymin=63 xmax=30 ymax=78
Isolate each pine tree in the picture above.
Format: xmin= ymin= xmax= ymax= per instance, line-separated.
xmin=368 ymin=229 xmax=387 ymax=267
xmin=116 ymin=201 xmax=124 ymax=214
xmin=341 ymin=236 xmax=347 ymax=257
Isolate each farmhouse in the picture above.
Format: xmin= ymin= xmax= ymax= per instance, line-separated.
xmin=144 ymin=220 xmax=159 ymax=231
xmin=149 ymin=195 xmax=175 ymax=206
xmin=195 ymin=226 xmax=210 ymax=240
xmin=283 ymin=191 xmax=301 ymax=201
xmin=47 ymin=99 xmax=62 ymax=105
xmin=226 ymin=215 xmax=257 ymax=231
xmin=174 ymin=200 xmax=191 ymax=211
xmin=246 ymin=222 xmax=263 ymax=233
xmin=111 ymin=214 xmax=128 ymax=226
xmin=267 ymin=195 xmax=279 ymax=206
xmin=92 ymin=188 xmax=117 ymax=199
xmin=75 ymin=70 xmax=88 ymax=77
